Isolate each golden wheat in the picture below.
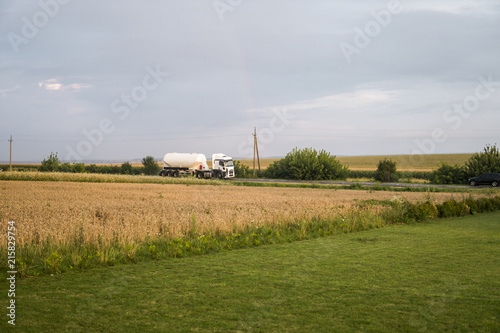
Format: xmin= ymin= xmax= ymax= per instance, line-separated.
xmin=0 ymin=181 xmax=483 ymax=248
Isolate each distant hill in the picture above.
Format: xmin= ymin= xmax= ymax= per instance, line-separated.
xmin=236 ymin=153 xmax=474 ymax=171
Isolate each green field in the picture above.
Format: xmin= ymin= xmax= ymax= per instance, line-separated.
xmin=337 ymin=154 xmax=474 ymax=171
xmin=238 ymin=154 xmax=473 ymax=171
xmin=4 ymin=212 xmax=499 ymax=332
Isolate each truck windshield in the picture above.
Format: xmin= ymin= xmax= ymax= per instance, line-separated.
xmin=226 ymin=160 xmax=234 ymax=167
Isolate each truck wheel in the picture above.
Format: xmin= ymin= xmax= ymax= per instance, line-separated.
xmin=469 ymin=180 xmax=476 ymax=186
xmin=196 ymin=172 xmax=203 ymax=179
xmin=492 ymin=181 xmax=498 ymax=187
xmin=217 ymin=172 xmax=223 ymax=180
xmin=173 ymin=171 xmax=179 ymax=178
xmin=167 ymin=171 xmax=173 ymax=177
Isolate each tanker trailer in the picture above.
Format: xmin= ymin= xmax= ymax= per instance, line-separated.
xmin=159 ymin=153 xmax=234 ymax=179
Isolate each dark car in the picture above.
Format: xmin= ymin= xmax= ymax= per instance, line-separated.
xmin=468 ymin=173 xmax=500 ymax=187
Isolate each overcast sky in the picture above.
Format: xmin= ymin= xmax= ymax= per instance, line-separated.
xmin=1 ymin=0 xmax=499 ymax=162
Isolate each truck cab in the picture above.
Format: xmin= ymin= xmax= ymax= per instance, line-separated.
xmin=212 ymin=154 xmax=235 ymax=179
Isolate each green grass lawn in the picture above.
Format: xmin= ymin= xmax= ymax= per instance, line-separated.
xmin=3 ymin=212 xmax=499 ymax=332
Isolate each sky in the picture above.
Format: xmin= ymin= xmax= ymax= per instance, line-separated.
xmin=1 ymin=0 xmax=499 ymax=163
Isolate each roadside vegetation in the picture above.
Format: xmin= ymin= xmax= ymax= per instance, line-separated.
xmin=264 ymin=147 xmax=349 ymax=180
xmin=374 ymin=159 xmax=399 ymax=182
xmin=432 ymin=144 xmax=500 ymax=184
xmin=1 ymin=178 xmax=499 ymax=277
xmin=1 ymin=144 xmax=497 ymax=185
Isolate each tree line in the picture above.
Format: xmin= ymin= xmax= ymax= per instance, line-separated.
xmin=32 ymin=144 xmax=500 ymax=184
xmin=39 ymin=153 xmax=160 ymax=175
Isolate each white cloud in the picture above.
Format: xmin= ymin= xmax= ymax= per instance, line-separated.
xmin=38 ymin=79 xmax=91 ymax=91
xmin=249 ymin=89 xmax=399 ymax=115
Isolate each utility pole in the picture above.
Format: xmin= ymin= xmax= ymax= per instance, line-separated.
xmin=8 ymin=135 xmax=13 ymax=172
xmin=252 ymin=127 xmax=261 ymax=176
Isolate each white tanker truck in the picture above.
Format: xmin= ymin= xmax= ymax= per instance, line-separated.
xmin=159 ymin=153 xmax=235 ymax=179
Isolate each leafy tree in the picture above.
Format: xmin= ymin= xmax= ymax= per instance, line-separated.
xmin=110 ymin=165 xmax=121 ymax=174
xmin=432 ymin=144 xmax=500 ymax=184
xmin=121 ymin=162 xmax=133 ymax=175
xmin=431 ymin=163 xmax=467 ymax=184
xmin=88 ymin=164 xmax=98 ymax=173
xmin=59 ymin=162 xmax=72 ymax=173
xmin=40 ymin=152 xmax=61 ymax=172
xmin=142 ymin=156 xmax=160 ymax=175
xmin=265 ymin=147 xmax=349 ymax=180
xmin=374 ymin=159 xmax=399 ymax=182
xmin=72 ymin=163 xmax=86 ymax=173
xmin=233 ymin=160 xmax=252 ymax=178
xmin=465 ymin=144 xmax=500 ymax=177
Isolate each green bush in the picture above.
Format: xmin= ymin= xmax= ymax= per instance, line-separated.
xmin=59 ymin=162 xmax=73 ymax=173
xmin=349 ymin=170 xmax=376 ymax=179
xmin=374 ymin=159 xmax=399 ymax=182
xmin=121 ymin=162 xmax=133 ymax=175
xmin=406 ymin=201 xmax=439 ymax=221
xmin=437 ymin=200 xmax=470 ymax=218
xmin=264 ymin=147 xmax=349 ymax=180
xmin=432 ymin=144 xmax=500 ymax=184
xmin=72 ymin=163 xmax=86 ymax=173
xmin=142 ymin=156 xmax=160 ymax=176
xmin=431 ymin=163 xmax=468 ymax=184
xmin=465 ymin=144 xmax=500 ymax=177
xmin=40 ymin=152 xmax=61 ymax=172
xmin=88 ymin=164 xmax=98 ymax=173
xmin=233 ymin=160 xmax=253 ymax=178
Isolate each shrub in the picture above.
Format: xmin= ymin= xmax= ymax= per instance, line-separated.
xmin=121 ymin=162 xmax=133 ymax=175
xmin=45 ymin=251 xmax=63 ymax=274
xmin=465 ymin=144 xmax=500 ymax=177
xmin=374 ymin=159 xmax=399 ymax=182
xmin=349 ymin=170 xmax=376 ymax=179
xmin=437 ymin=200 xmax=470 ymax=218
xmin=88 ymin=164 xmax=99 ymax=173
xmin=264 ymin=147 xmax=349 ymax=180
xmin=40 ymin=152 xmax=61 ymax=172
xmin=431 ymin=163 xmax=468 ymax=184
xmin=432 ymin=144 xmax=500 ymax=184
xmin=142 ymin=156 xmax=160 ymax=175
xmin=72 ymin=163 xmax=86 ymax=173
xmin=59 ymin=162 xmax=72 ymax=173
xmin=110 ymin=165 xmax=121 ymax=174
xmin=233 ymin=160 xmax=252 ymax=178
xmin=406 ymin=201 xmax=439 ymax=222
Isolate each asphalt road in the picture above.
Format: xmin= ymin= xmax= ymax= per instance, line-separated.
xmin=231 ymin=178 xmax=492 ymax=189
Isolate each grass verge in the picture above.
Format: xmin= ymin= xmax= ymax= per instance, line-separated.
xmin=2 ymin=171 xmax=496 ymax=195
xmin=2 ymin=212 xmax=499 ymax=332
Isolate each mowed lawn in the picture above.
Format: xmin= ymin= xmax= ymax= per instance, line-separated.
xmin=5 ymin=212 xmax=500 ymax=332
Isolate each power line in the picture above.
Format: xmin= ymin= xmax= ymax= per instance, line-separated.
xmin=13 ymin=134 xmax=247 ymax=143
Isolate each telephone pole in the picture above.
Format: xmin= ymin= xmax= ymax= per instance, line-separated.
xmin=8 ymin=135 xmax=13 ymax=172
xmin=252 ymin=127 xmax=261 ymax=176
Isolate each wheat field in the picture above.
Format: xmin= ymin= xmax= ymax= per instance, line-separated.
xmin=0 ymin=181 xmax=481 ymax=248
